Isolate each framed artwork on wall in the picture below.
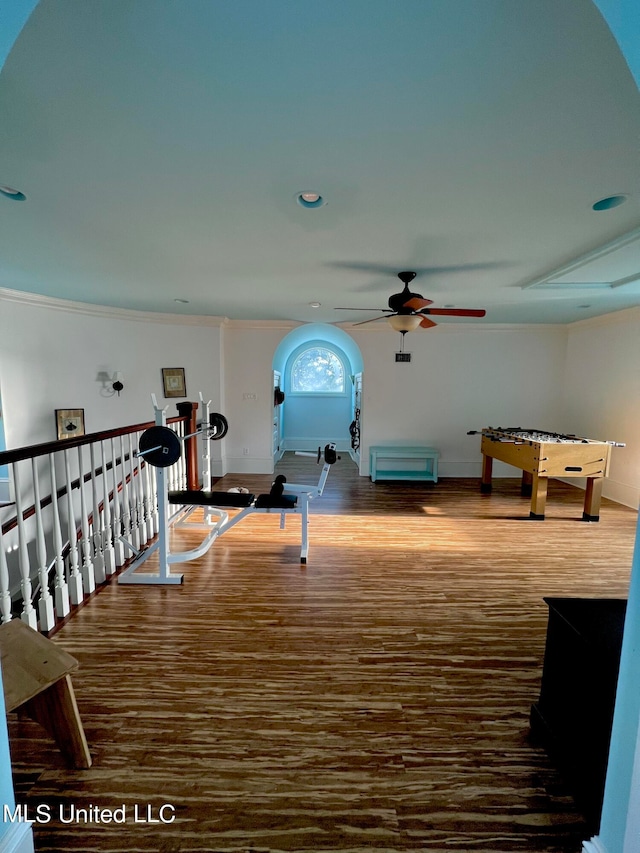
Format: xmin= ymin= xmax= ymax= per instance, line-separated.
xmin=162 ymin=367 xmax=187 ymax=398
xmin=55 ymin=408 xmax=85 ymax=440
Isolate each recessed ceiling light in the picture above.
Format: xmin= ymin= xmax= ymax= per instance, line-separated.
xmin=296 ymin=191 xmax=325 ymax=209
xmin=592 ymin=194 xmax=628 ymax=211
xmin=0 ymin=184 xmax=26 ymax=201
xmin=309 ymin=301 xmax=321 ymax=308
xmin=174 ymin=298 xmax=189 ymax=304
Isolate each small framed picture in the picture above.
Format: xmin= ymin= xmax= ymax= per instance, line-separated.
xmin=56 ymin=409 xmax=85 ymax=440
xmin=162 ymin=367 xmax=187 ymax=398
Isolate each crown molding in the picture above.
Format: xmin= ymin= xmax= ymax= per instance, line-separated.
xmin=6 ymin=286 xmax=632 ymax=332
xmin=224 ymin=319 xmax=302 ymax=331
xmin=0 ymin=287 xmax=227 ymax=327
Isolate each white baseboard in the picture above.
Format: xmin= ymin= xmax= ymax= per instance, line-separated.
xmin=211 ymin=459 xmax=227 ymax=478
xmin=557 ymin=477 xmax=639 ymax=510
xmin=438 ymin=462 xmax=483 ymax=478
xmin=218 ymin=456 xmax=638 ymax=510
xmin=603 ymin=479 xmax=639 ymax=509
xmin=361 ymin=458 xmax=540 ymax=479
xmin=283 ymin=437 xmax=351 ymax=452
xmin=225 ymin=457 xmax=274 ymax=475
xmin=0 ymin=823 xmax=35 ymax=853
xmin=360 ymin=461 xmax=527 ymax=478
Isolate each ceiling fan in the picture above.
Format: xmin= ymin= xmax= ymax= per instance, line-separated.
xmin=334 ymin=270 xmax=487 ymax=332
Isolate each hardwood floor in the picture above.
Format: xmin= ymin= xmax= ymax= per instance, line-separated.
xmin=7 ymin=455 xmax=638 ymax=852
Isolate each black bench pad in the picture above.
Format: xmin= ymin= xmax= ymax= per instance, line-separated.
xmin=168 ymin=490 xmax=256 ymax=508
xmin=254 ymin=494 xmax=298 ymax=509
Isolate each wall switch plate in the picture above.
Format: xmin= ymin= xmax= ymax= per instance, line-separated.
xmin=243 ymin=393 xmax=257 ymax=400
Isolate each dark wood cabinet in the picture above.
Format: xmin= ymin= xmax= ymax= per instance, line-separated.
xmin=530 ymin=597 xmax=626 ymax=832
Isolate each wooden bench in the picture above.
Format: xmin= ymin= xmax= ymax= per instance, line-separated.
xmin=369 ymin=445 xmax=439 ymax=483
xmin=0 ymin=619 xmax=91 ymax=768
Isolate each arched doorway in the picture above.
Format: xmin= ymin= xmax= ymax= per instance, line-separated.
xmin=272 ymin=324 xmax=363 ymax=464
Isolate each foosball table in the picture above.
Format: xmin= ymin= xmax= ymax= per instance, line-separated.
xmin=468 ymin=427 xmax=625 ymax=521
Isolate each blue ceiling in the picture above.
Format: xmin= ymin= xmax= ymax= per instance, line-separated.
xmin=1 ymin=0 xmax=640 ymax=326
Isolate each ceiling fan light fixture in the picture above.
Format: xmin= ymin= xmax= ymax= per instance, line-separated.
xmin=296 ymin=191 xmax=325 ymax=209
xmin=388 ymin=314 xmax=422 ymax=332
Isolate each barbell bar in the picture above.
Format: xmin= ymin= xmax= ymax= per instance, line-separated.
xmin=136 ymin=413 xmax=229 ymax=468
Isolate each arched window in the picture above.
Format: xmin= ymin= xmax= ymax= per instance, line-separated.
xmin=290 ymin=345 xmax=346 ymax=394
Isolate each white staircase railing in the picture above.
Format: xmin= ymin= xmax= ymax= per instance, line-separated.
xmin=0 ymin=410 xmax=193 ymax=634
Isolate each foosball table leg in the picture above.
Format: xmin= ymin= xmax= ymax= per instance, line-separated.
xmin=583 ymin=477 xmax=603 ymax=522
xmin=521 ymin=470 xmax=533 ymax=497
xmin=530 ymin=473 xmax=547 ymax=520
xmin=481 ymin=453 xmax=493 ymax=493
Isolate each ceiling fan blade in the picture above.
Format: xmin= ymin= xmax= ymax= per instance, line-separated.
xmin=419 ymin=316 xmax=438 ymax=329
xmin=422 ymin=308 xmax=486 ymax=317
xmin=334 ymin=307 xmax=391 ymax=312
xmin=351 ymin=314 xmax=391 ymax=326
xmin=403 ymin=296 xmax=433 ymax=310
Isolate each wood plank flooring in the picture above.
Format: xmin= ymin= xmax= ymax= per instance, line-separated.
xmin=7 ymin=455 xmax=638 ymax=852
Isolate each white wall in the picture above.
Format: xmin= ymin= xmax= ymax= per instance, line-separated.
xmin=351 ymin=323 xmax=568 ymax=477
xmin=223 ymin=322 xmax=291 ymax=474
xmin=563 ymin=308 xmax=640 ymax=508
xmin=282 ymin=394 xmax=352 ymax=451
xmin=221 ymin=321 xmax=570 ymax=478
xmin=1 ymin=293 xmax=638 ymax=508
xmin=0 ymin=290 xmax=224 ymax=449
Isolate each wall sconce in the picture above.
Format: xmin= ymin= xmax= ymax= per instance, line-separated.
xmin=112 ymin=372 xmax=124 ymax=395
xmin=97 ymin=370 xmax=124 ymax=397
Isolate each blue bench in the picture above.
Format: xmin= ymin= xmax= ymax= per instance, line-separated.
xmin=369 ymin=445 xmax=439 ymax=483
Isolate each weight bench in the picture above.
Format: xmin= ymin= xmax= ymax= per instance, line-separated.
xmin=169 ymin=490 xmax=298 ymax=509
xmin=169 ymin=490 xmax=256 ymax=508
xmin=118 ymin=485 xmax=305 ymax=583
xmin=170 ymin=488 xmax=304 ymax=553
xmin=168 ymin=490 xmax=297 ymax=510
xmin=118 ymin=402 xmax=337 ymax=585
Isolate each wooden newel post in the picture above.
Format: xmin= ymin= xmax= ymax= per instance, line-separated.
xmin=177 ymin=401 xmax=200 ymax=491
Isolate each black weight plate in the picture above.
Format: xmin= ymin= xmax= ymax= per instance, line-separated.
xmin=324 ymin=445 xmax=338 ymax=465
xmin=208 ymin=412 xmax=229 ymax=440
xmin=138 ymin=425 xmax=181 ymax=467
